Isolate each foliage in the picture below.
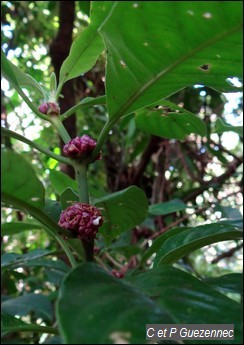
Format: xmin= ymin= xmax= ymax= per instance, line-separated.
xmin=1 ymin=1 xmax=243 ymax=344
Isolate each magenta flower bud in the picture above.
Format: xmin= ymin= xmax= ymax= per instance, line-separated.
xmin=111 ymin=269 xmax=124 ymax=279
xmin=38 ymin=102 xmax=60 ymax=116
xmin=38 ymin=103 xmax=49 ymax=114
xmin=58 ymin=203 xmax=103 ymax=241
xmin=63 ymin=135 xmax=101 ymax=161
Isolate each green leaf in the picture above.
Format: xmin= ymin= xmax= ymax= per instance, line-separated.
xmin=1 ymin=312 xmax=58 ymax=335
xmin=141 ymin=226 xmax=191 ymax=264
xmin=1 ymin=249 xmax=52 ymax=269
xmin=1 ymin=150 xmax=45 ymax=209
xmin=1 ymin=222 xmax=43 ymax=236
xmin=59 ymin=2 xmax=114 ymax=87
xmin=20 ymin=258 xmax=70 ymax=273
xmin=2 ymin=294 xmax=53 ymax=322
xmin=100 ymin=2 xmax=242 ymax=118
xmin=78 ymin=1 xmax=91 ymax=16
xmin=60 ymin=96 xmax=106 ymax=121
xmin=149 ymin=198 xmax=187 ymax=216
xmin=1 ymin=50 xmax=47 ymax=99
xmin=204 ymin=273 xmax=243 ymax=295
xmin=60 ymin=188 xmax=79 ymax=209
xmin=43 ymin=199 xmax=62 ymax=223
xmin=49 ymin=169 xmax=77 ymax=195
xmin=57 ymin=263 xmax=173 ymax=344
xmin=154 ymin=222 xmax=242 ymax=266
xmin=1 ymin=50 xmax=19 ymax=87
xmin=126 ymin=266 xmax=242 ymax=344
xmin=76 ymin=95 xmax=106 ymax=107
xmin=213 ymin=118 xmax=243 ymax=138
xmin=135 ymin=102 xmax=206 ymax=139
xmin=94 ymin=186 xmax=148 ymax=242
xmin=1 ymin=152 xmax=74 ymax=241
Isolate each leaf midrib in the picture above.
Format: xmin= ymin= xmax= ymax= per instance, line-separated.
xmin=110 ymin=23 xmax=242 ymax=119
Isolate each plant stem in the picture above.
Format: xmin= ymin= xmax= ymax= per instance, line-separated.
xmin=75 ymin=163 xmax=89 ymax=203
xmin=82 ymin=239 xmax=95 ymax=262
xmin=50 ymin=116 xmax=71 ymax=143
xmin=89 ymin=117 xmax=118 ymax=162
xmin=75 ymin=163 xmax=95 ymax=261
xmin=16 ymin=87 xmax=51 ymax=122
xmin=1 ymin=127 xmax=71 ymax=165
xmin=60 ymin=95 xmax=107 ymax=121
xmin=4 ymin=324 xmax=59 ymax=335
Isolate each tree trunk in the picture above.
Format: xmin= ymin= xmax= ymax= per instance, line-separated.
xmin=49 ymin=1 xmax=76 ymax=179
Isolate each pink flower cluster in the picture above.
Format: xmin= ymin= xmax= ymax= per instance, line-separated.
xmin=63 ymin=135 xmax=101 ymax=160
xmin=58 ymin=203 xmax=103 ymax=241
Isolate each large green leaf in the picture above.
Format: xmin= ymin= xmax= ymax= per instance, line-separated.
xmin=94 ymin=185 xmax=148 ymax=242
xmin=2 ymin=294 xmax=53 ymax=322
xmin=154 ymin=222 xmax=242 ymax=266
xmin=126 ymin=266 xmax=242 ymax=344
xmin=135 ymin=101 xmax=206 ymax=139
xmin=59 ymin=2 xmax=114 ymax=87
xmin=149 ymin=198 xmax=187 ymax=216
xmin=100 ymin=2 xmax=242 ymax=118
xmin=1 ymin=222 xmax=43 ymax=236
xmin=57 ymin=263 xmax=173 ymax=344
xmin=2 ymin=150 xmax=45 ymax=209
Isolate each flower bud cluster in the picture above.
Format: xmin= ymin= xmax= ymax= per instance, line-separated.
xmin=63 ymin=135 xmax=101 ymax=161
xmin=58 ymin=203 xmax=103 ymax=241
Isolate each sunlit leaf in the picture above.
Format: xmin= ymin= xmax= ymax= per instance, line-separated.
xmin=154 ymin=222 xmax=242 ymax=266
xmin=2 ymin=150 xmax=45 ymax=209
xmin=100 ymin=2 xmax=242 ymax=118
xmin=149 ymin=198 xmax=187 ymax=216
xmin=135 ymin=101 xmax=206 ymax=139
xmin=59 ymin=2 xmax=114 ymax=86
xmin=1 ymin=50 xmax=47 ymax=99
xmin=213 ymin=118 xmax=243 ymax=137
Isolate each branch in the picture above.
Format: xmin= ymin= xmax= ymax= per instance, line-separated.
xmin=182 ymin=157 xmax=243 ymax=203
xmin=1 ymin=127 xmax=71 ymax=165
xmin=140 ymin=206 xmax=208 ymax=248
xmin=211 ymin=242 xmax=243 ymax=264
xmin=131 ymin=135 xmax=161 ymax=185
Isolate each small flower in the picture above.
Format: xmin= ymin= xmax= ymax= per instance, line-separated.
xmin=38 ymin=102 xmax=60 ymax=116
xmin=63 ymin=135 xmax=101 ymax=161
xmin=111 ymin=269 xmax=124 ymax=279
xmin=58 ymin=203 xmax=103 ymax=241
xmin=38 ymin=103 xmax=49 ymax=114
